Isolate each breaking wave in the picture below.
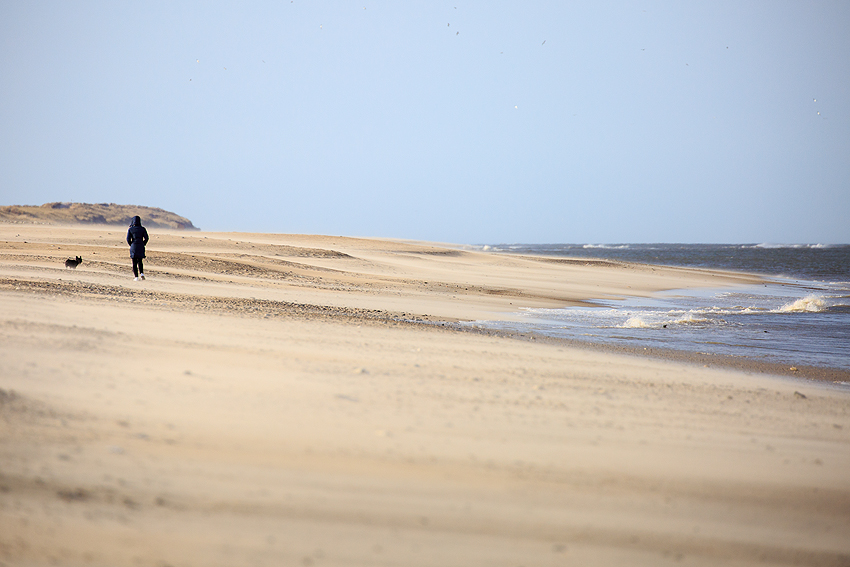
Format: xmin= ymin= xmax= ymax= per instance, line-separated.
xmin=620 ymin=317 xmax=651 ymax=328
xmin=778 ymin=295 xmax=827 ymax=313
xmin=672 ymin=313 xmax=710 ymax=325
xmin=616 ymin=312 xmax=712 ymax=329
xmin=750 ymin=243 xmax=833 ymax=249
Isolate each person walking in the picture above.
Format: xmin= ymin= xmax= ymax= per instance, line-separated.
xmin=126 ymin=215 xmax=149 ymax=281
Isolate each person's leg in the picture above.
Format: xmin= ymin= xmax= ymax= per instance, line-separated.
xmin=132 ymin=258 xmax=139 ymax=277
xmin=138 ymin=259 xmax=145 ymax=279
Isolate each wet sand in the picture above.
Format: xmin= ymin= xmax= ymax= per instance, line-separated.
xmin=1 ymin=224 xmax=849 ymax=566
xmin=464 ymin=327 xmax=850 ymax=385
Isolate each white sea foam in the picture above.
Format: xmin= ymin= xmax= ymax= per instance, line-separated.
xmin=753 ymin=243 xmax=804 ymax=249
xmin=750 ymin=243 xmax=833 ymax=250
xmin=620 ymin=317 xmax=652 ymax=328
xmin=582 ymin=244 xmax=630 ymax=249
xmin=672 ymin=313 xmax=710 ymax=325
xmin=777 ymin=295 xmax=827 ymax=313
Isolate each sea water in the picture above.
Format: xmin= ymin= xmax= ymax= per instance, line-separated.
xmin=468 ymin=244 xmax=850 ymax=370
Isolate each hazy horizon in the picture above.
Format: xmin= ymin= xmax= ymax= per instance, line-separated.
xmin=2 ymin=2 xmax=848 ymax=244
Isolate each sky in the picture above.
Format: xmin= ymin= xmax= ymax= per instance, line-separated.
xmin=1 ymin=1 xmax=848 ymax=244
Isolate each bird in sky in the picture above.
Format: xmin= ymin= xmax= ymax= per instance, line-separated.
xmin=542 ymin=40 xmax=546 ymax=45
xmin=456 ymin=31 xmax=459 ymax=35
xmin=196 ymin=59 xmax=199 ymax=63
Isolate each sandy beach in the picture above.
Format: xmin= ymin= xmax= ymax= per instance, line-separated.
xmin=1 ymin=224 xmax=848 ymax=566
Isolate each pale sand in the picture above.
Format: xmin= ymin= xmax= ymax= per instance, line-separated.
xmin=1 ymin=224 xmax=848 ymax=566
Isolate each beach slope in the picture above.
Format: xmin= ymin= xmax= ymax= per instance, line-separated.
xmin=1 ymin=224 xmax=848 ymax=566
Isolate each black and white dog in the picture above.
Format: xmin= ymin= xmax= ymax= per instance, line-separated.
xmin=64 ymin=256 xmax=83 ymax=269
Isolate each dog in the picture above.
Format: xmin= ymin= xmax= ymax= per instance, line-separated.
xmin=64 ymin=256 xmax=83 ymax=269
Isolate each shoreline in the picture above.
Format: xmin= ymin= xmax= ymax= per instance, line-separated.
xmin=1 ymin=223 xmax=844 ymax=384
xmin=3 ymin=273 xmax=847 ymax=386
xmin=452 ymin=322 xmax=850 ymax=386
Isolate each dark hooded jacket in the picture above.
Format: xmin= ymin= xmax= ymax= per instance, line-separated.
xmin=126 ymin=216 xmax=149 ymax=259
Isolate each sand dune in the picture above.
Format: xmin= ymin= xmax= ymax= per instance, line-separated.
xmin=1 ymin=224 xmax=848 ymax=566
xmin=0 ymin=203 xmax=198 ymax=230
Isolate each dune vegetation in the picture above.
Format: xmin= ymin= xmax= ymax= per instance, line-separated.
xmin=0 ymin=202 xmax=197 ymax=230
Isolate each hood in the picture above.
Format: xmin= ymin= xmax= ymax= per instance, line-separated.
xmin=130 ymin=216 xmax=141 ymax=227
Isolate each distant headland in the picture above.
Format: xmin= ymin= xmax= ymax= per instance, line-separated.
xmin=0 ymin=202 xmax=198 ymax=230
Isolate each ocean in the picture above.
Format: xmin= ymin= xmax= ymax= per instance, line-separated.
xmin=469 ymin=244 xmax=850 ymax=372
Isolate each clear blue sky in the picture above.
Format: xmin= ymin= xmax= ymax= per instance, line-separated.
xmin=2 ymin=1 xmax=848 ymax=243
